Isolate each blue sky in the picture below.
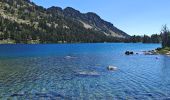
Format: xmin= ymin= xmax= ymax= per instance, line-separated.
xmin=31 ymin=0 xmax=170 ymax=36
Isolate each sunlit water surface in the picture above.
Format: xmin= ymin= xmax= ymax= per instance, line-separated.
xmin=0 ymin=43 xmax=170 ymax=100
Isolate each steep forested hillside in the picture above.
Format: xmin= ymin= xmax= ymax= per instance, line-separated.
xmin=0 ymin=0 xmax=129 ymax=43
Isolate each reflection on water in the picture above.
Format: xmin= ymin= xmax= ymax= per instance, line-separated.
xmin=0 ymin=43 xmax=170 ymax=99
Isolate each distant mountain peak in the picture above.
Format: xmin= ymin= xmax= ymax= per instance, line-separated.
xmin=48 ymin=6 xmax=129 ymax=38
xmin=48 ymin=6 xmax=63 ymax=11
xmin=86 ymin=12 xmax=100 ymax=18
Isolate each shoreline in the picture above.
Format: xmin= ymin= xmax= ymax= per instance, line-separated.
xmin=144 ymin=47 xmax=170 ymax=56
xmin=156 ymin=47 xmax=170 ymax=56
xmin=0 ymin=39 xmax=162 ymax=45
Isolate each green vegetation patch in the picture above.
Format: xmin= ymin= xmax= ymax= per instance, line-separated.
xmin=0 ymin=39 xmax=16 ymax=44
xmin=156 ymin=47 xmax=170 ymax=54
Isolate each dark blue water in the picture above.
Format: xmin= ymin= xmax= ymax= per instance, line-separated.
xmin=0 ymin=43 xmax=170 ymax=99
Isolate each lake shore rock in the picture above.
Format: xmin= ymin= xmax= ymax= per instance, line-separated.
xmin=143 ymin=50 xmax=158 ymax=55
xmin=143 ymin=47 xmax=170 ymax=56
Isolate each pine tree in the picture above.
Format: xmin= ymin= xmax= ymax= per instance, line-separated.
xmin=161 ymin=25 xmax=170 ymax=47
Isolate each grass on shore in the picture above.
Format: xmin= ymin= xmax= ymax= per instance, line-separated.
xmin=156 ymin=47 xmax=170 ymax=54
xmin=0 ymin=39 xmax=40 ymax=44
xmin=0 ymin=39 xmax=16 ymax=44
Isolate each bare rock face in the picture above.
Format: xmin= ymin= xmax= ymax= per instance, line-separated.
xmin=62 ymin=7 xmax=129 ymax=38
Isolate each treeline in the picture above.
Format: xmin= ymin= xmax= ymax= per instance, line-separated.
xmin=1 ymin=0 xmax=169 ymax=44
xmin=125 ymin=25 xmax=170 ymax=48
xmin=0 ymin=16 xmax=125 ymax=43
xmin=0 ymin=13 xmax=168 ymax=44
xmin=125 ymin=34 xmax=161 ymax=43
xmin=0 ymin=14 xmax=166 ymax=44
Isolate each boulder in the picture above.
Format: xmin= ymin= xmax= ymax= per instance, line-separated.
xmin=107 ymin=66 xmax=117 ymax=71
xmin=125 ymin=51 xmax=134 ymax=55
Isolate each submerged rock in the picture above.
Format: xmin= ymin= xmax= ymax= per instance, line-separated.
xmin=10 ymin=91 xmax=65 ymax=99
xmin=35 ymin=93 xmax=49 ymax=98
xmin=35 ymin=91 xmax=65 ymax=99
xmin=76 ymin=70 xmax=100 ymax=77
xmin=11 ymin=92 xmax=25 ymax=97
xmin=48 ymin=91 xmax=65 ymax=98
xmin=64 ymin=56 xmax=77 ymax=59
xmin=107 ymin=66 xmax=117 ymax=71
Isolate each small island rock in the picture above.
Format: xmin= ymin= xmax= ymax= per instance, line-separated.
xmin=125 ymin=51 xmax=134 ymax=55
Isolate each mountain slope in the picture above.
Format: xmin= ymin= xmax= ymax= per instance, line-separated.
xmin=48 ymin=6 xmax=129 ymax=38
xmin=0 ymin=0 xmax=129 ymax=43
